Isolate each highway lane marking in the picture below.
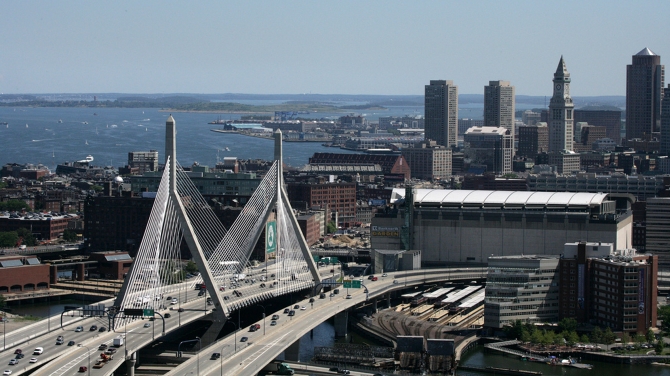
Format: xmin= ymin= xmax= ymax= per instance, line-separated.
xmin=45 ymin=330 xmax=134 ymax=376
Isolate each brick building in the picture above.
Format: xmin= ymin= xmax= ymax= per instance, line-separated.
xmin=287 ymin=181 xmax=356 ymax=227
xmin=88 ymin=252 xmax=133 ymax=280
xmin=296 ymin=213 xmax=321 ymax=246
xmin=308 ymin=153 xmax=410 ymax=180
xmin=0 ymin=255 xmax=50 ymax=293
xmin=0 ymin=214 xmax=75 ymax=240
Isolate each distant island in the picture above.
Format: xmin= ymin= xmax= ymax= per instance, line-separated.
xmin=0 ymin=95 xmax=387 ymax=113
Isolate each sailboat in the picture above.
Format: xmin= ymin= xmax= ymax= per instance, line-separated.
xmin=96 ymin=127 xmax=99 ymax=135
xmin=26 ymin=124 xmax=28 ymax=128
xmin=85 ymin=140 xmax=89 ymax=145
xmin=52 ymin=150 xmax=55 ymax=158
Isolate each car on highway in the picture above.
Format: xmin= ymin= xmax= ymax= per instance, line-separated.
xmin=67 ymin=341 xmax=75 ymax=346
xmin=171 ymin=298 xmax=178 ymax=305
xmin=98 ymin=344 xmax=108 ymax=350
xmin=3 ymin=370 xmax=11 ymax=375
xmin=178 ymin=308 xmax=185 ymax=312
xmin=300 ymin=306 xmax=306 ymax=310
xmin=288 ymin=310 xmax=295 ymax=316
xmin=240 ymin=337 xmax=248 ymax=342
xmin=271 ymin=320 xmax=277 ymax=326
xmin=392 ymin=280 xmax=399 ymax=284
xmin=13 ymin=355 xmax=22 ymax=360
xmin=166 ymin=296 xmax=172 ymax=301
xmin=106 ymin=348 xmax=117 ymax=355
xmin=338 ymin=370 xmax=351 ymax=374
xmin=33 ymin=348 xmax=43 ymax=355
xmin=29 ymin=358 xmax=37 ymax=363
xmin=164 ymin=313 xmax=171 ymax=318
xmin=371 ymin=276 xmax=378 ymax=281
xmin=55 ymin=339 xmax=64 ymax=345
xmin=272 ymin=314 xmax=279 ymax=320
xmin=293 ymin=304 xmax=300 ymax=309
xmin=144 ymin=323 xmax=151 ymax=328
xmin=12 ymin=350 xmax=21 ymax=355
xmin=210 ymin=353 xmax=221 ymax=360
xmin=89 ymin=325 xmax=97 ymax=331
xmin=329 ymin=293 xmax=334 ymax=297
xmin=381 ymin=273 xmax=388 ymax=277
xmin=283 ymin=308 xmax=290 ymax=314
xmin=346 ymin=294 xmax=352 ymax=299
xmin=99 ymin=326 xmax=106 ymax=332
xmin=75 ymin=326 xmax=83 ymax=332
xmin=78 ymin=366 xmax=87 ymax=373
xmin=309 ymin=298 xmax=315 ymax=303
xmin=7 ymin=360 xmax=17 ymax=366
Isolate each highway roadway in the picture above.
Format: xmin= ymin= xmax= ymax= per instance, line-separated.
xmin=168 ymin=268 xmax=486 ymax=376
xmin=24 ymin=263 xmax=344 ymax=376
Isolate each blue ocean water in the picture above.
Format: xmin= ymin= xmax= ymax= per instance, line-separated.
xmin=0 ymin=107 xmax=361 ymax=169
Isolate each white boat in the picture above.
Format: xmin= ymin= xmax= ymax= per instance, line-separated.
xmin=82 ymin=121 xmax=88 ymax=125
xmin=25 ymin=124 xmax=28 ymax=128
xmin=77 ymin=155 xmax=94 ymax=163
xmin=58 ymin=119 xmax=63 ymax=123
xmin=225 ymin=147 xmax=230 ymax=151
xmin=85 ymin=140 xmax=89 ymax=145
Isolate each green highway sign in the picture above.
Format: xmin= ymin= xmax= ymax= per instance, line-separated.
xmin=143 ymin=309 xmax=155 ymax=317
xmin=343 ymin=280 xmax=361 ymax=289
xmin=266 ymin=221 xmax=276 ymax=254
xmin=343 ymin=280 xmax=352 ymax=288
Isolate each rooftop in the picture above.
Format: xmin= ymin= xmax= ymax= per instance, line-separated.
xmin=635 ymin=47 xmax=657 ymax=56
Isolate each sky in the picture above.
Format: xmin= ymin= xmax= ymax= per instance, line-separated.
xmin=1 ymin=1 xmax=668 ymax=96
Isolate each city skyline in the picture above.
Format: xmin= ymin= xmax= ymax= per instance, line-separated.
xmin=1 ymin=1 xmax=668 ymax=96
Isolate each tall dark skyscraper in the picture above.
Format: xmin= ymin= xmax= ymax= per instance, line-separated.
xmin=626 ymin=48 xmax=664 ymax=140
xmin=548 ymin=56 xmax=574 ymax=152
xmin=661 ymin=85 xmax=670 ymax=156
xmin=425 ymin=80 xmax=458 ymax=148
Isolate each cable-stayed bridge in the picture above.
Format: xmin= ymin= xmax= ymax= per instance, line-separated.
xmin=114 ymin=115 xmax=320 ymax=335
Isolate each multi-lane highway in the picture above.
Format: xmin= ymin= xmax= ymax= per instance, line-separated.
xmin=169 ymin=268 xmax=486 ymax=376
xmin=25 ymin=263 xmax=343 ymax=376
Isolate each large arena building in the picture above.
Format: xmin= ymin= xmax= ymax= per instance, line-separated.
xmin=371 ymin=188 xmax=633 ymax=266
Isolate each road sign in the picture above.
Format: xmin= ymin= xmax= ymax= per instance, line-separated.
xmin=352 ymin=280 xmax=361 ymax=289
xmin=266 ymin=221 xmax=276 ymax=254
xmin=343 ymin=280 xmax=352 ymax=288
xmin=124 ymin=309 xmax=144 ymax=317
xmin=143 ymin=309 xmax=155 ymax=317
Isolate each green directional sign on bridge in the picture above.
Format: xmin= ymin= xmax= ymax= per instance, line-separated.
xmin=143 ymin=309 xmax=154 ymax=317
xmin=266 ymin=221 xmax=276 ymax=254
xmin=343 ymin=280 xmax=361 ymax=289
xmin=343 ymin=280 xmax=352 ymax=288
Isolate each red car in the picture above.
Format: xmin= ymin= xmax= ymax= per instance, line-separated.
xmin=13 ymin=349 xmax=21 ymax=355
xmin=371 ymin=277 xmax=378 ymax=281
xmin=78 ymin=366 xmax=87 ymax=373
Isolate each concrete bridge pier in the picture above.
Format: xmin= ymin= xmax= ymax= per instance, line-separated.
xmin=126 ymin=352 xmax=137 ymax=376
xmin=284 ymin=339 xmax=301 ymax=362
xmin=373 ymin=298 xmax=378 ymax=313
xmin=334 ymin=310 xmax=348 ymax=338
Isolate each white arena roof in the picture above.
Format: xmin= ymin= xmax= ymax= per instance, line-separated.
xmin=391 ymin=188 xmax=609 ymax=209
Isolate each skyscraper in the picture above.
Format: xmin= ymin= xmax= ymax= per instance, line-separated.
xmin=484 ymin=80 xmax=515 ymax=139
xmin=425 ymin=80 xmax=458 ymax=148
xmin=548 ymin=56 xmax=574 ymax=152
xmin=626 ymin=48 xmax=664 ymax=140
xmin=661 ymin=85 xmax=670 ymax=155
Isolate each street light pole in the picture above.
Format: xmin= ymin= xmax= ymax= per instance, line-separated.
xmin=195 ymin=336 xmax=201 ymax=376
xmin=219 ymin=343 xmax=229 ymax=376
xmin=224 ymin=320 xmax=238 ymax=353
xmin=255 ymin=305 xmax=266 ymax=335
xmin=78 ymin=344 xmax=91 ymax=376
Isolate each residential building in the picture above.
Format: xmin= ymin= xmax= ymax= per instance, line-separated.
xmin=287 ymin=181 xmax=356 ymax=227
xmin=463 ymin=126 xmax=513 ymax=175
xmin=484 ymin=81 xmax=515 ymax=140
xmin=484 ymin=255 xmax=560 ymax=328
xmin=0 ymin=213 xmax=76 ymax=241
xmin=518 ymin=123 xmax=549 ymax=158
xmin=645 ymin=197 xmax=670 ymax=269
xmin=425 ymin=80 xmax=458 ymax=148
xmin=402 ymin=140 xmax=452 ymax=180
xmin=626 ymin=48 xmax=664 ymax=139
xmin=130 ymin=168 xmax=261 ymax=197
xmin=548 ymin=57 xmax=575 ymax=152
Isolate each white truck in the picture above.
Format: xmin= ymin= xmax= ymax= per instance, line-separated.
xmin=113 ymin=337 xmax=124 ymax=347
xmin=233 ymin=273 xmax=246 ymax=281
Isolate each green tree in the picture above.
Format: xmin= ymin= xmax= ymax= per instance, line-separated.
xmin=542 ymin=330 xmax=553 ymax=346
xmin=656 ymin=339 xmax=665 ymax=354
xmin=62 ymin=229 xmax=78 ymax=242
xmin=326 ymin=221 xmax=337 ymax=234
xmin=521 ymin=330 xmax=532 ymax=343
xmin=567 ymin=331 xmax=580 ymax=347
xmin=622 ymin=332 xmax=630 ymax=345
xmin=603 ymin=327 xmax=617 ymax=347
xmin=0 ymin=200 xmax=30 ymax=212
xmin=580 ymin=334 xmax=590 ymax=344
xmin=647 ymin=329 xmax=657 ymax=344
xmin=0 ymin=295 xmax=6 ymax=309
xmin=591 ymin=326 xmax=603 ymax=344
xmin=635 ymin=333 xmax=646 ymax=347
xmin=531 ymin=330 xmax=543 ymax=345
xmin=0 ymin=232 xmax=19 ymax=247
xmin=559 ymin=318 xmax=578 ymax=333
xmin=16 ymin=228 xmax=37 ymax=246
xmin=184 ymin=260 xmax=199 ymax=274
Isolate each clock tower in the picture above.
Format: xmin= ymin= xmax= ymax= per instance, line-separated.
xmin=548 ymin=56 xmax=574 ymax=152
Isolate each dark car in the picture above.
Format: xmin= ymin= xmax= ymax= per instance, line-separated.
xmin=293 ymin=304 xmax=300 ymax=309
xmin=13 ymin=350 xmax=21 ymax=355
xmin=14 ymin=354 xmax=24 ymax=359
xmin=272 ymin=314 xmax=279 ymax=320
xmin=283 ymin=308 xmax=290 ymax=314
xmin=211 ymin=352 xmax=221 ymax=360
xmin=67 ymin=341 xmax=75 ymax=346
xmin=178 ymin=308 xmax=185 ymax=312
xmin=240 ymin=337 xmax=248 ymax=342
xmin=320 ymin=293 xmax=326 ymax=299
xmin=98 ymin=344 xmax=108 ymax=350
xmin=164 ymin=313 xmax=171 ymax=318
xmin=288 ymin=310 xmax=295 ymax=316
xmin=309 ymin=297 xmax=315 ymax=303
xmin=78 ymin=366 xmax=87 ymax=372
xmin=197 ymin=290 xmax=205 ymax=296
xmin=98 ymin=326 xmax=106 ymax=332
xmin=89 ymin=325 xmax=97 ymax=331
